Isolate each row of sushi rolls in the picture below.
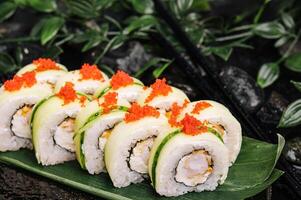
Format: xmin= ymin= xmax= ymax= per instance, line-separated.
xmin=0 ymin=58 xmax=242 ymax=197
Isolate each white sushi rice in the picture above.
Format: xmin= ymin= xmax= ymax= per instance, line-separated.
xmin=137 ymin=86 xmax=189 ymax=111
xmin=179 ymin=100 xmax=242 ymax=165
xmin=105 ymin=115 xmax=170 ymax=188
xmin=81 ymin=111 xmax=126 ymax=174
xmin=0 ymin=84 xmax=52 ymax=152
xmin=17 ymin=63 xmax=68 ymax=87
xmin=32 ymin=97 xmax=85 ymax=165
xmin=94 ymin=78 xmax=144 ymax=103
xmin=152 ymin=133 xmax=229 ymax=197
xmin=54 ymin=70 xmax=109 ymax=95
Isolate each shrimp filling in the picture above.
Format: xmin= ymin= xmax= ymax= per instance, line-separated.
xmin=54 ymin=118 xmax=76 ymax=152
xmin=98 ymin=129 xmax=113 ymax=152
xmin=175 ymin=150 xmax=213 ymax=186
xmin=11 ymin=105 xmax=33 ymax=139
xmin=129 ymin=137 xmax=155 ymax=174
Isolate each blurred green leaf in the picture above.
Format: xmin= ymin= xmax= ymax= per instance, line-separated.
xmin=257 ymin=62 xmax=279 ymax=88
xmin=285 ymin=52 xmax=301 ymax=72
xmin=30 ymin=18 xmax=48 ymax=37
xmin=169 ymin=0 xmax=193 ymax=18
xmin=94 ymin=34 xmax=127 ymax=64
xmin=209 ymin=46 xmax=233 ymax=61
xmin=134 ymin=57 xmax=161 ymax=78
xmin=99 ymin=64 xmax=114 ymax=76
xmin=128 ymin=0 xmax=154 ymax=14
xmin=291 ymin=80 xmax=301 ymax=93
xmin=0 ymin=53 xmax=17 ymax=74
xmin=153 ymin=60 xmax=172 ymax=78
xmin=254 ymin=22 xmax=286 ymax=39
xmin=279 ymin=99 xmax=301 ymax=127
xmin=0 ymin=1 xmax=17 ymax=22
xmin=281 ymin=13 xmax=294 ymax=29
xmin=274 ymin=36 xmax=289 ymax=47
xmin=123 ymin=15 xmax=157 ymax=35
xmin=14 ymin=47 xmax=23 ymax=66
xmin=67 ymin=0 xmax=111 ymax=19
xmin=28 ymin=0 xmax=57 ymax=13
xmin=40 ymin=17 xmax=65 ymax=45
xmin=42 ymin=46 xmax=63 ymax=59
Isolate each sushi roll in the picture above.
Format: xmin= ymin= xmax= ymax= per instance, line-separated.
xmin=105 ymin=103 xmax=171 ymax=187
xmin=55 ymin=63 xmax=108 ymax=95
xmin=94 ymin=70 xmax=144 ymax=103
xmin=0 ymin=71 xmax=52 ymax=151
xmin=31 ymin=82 xmax=89 ymax=165
xmin=178 ymin=101 xmax=242 ymax=165
xmin=16 ymin=58 xmax=67 ymax=88
xmin=137 ymin=78 xmax=189 ymax=111
xmin=75 ymin=71 xmax=144 ymax=132
xmin=73 ymin=92 xmax=130 ymax=174
xmin=149 ymin=114 xmax=229 ymax=197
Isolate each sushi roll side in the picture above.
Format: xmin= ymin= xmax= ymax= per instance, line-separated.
xmin=149 ymin=114 xmax=229 ymax=197
xmin=179 ymin=100 xmax=242 ymax=165
xmin=0 ymin=72 xmax=52 ymax=151
xmin=31 ymin=82 xmax=89 ymax=165
xmin=55 ymin=64 xmax=109 ymax=95
xmin=74 ymin=92 xmax=130 ymax=174
xmin=105 ymin=103 xmax=171 ymax=187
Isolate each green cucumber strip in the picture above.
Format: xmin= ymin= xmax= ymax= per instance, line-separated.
xmin=117 ymin=106 xmax=128 ymax=111
xmin=76 ymin=92 xmax=92 ymax=101
xmin=207 ymin=127 xmax=224 ymax=143
xmin=97 ymin=86 xmax=112 ymax=98
xmin=134 ymin=82 xmax=144 ymax=86
xmin=79 ymin=131 xmax=86 ymax=170
xmin=96 ymin=81 xmax=143 ymax=98
xmin=30 ymin=95 xmax=55 ymax=125
xmin=151 ymin=129 xmax=181 ymax=188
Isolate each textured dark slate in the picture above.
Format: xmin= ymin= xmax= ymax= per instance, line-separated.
xmin=0 ymin=163 xmax=98 ymax=200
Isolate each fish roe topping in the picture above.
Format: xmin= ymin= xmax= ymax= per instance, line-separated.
xmin=79 ymin=63 xmax=104 ymax=81
xmin=33 ymin=58 xmax=60 ymax=72
xmin=100 ymin=92 xmax=118 ymax=113
xmin=110 ymin=70 xmax=134 ymax=90
xmin=145 ymin=78 xmax=172 ymax=103
xmin=180 ymin=114 xmax=208 ymax=136
xmin=79 ymin=95 xmax=87 ymax=107
xmin=56 ymin=82 xmax=77 ymax=105
xmin=4 ymin=71 xmax=37 ymax=92
xmin=192 ymin=102 xmax=212 ymax=114
xmin=168 ymin=100 xmax=189 ymax=127
xmin=124 ymin=103 xmax=160 ymax=123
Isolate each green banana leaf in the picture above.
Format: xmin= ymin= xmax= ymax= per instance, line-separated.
xmin=0 ymin=135 xmax=284 ymax=200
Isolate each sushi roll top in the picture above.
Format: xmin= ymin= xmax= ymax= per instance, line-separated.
xmin=55 ymin=63 xmax=108 ymax=95
xmin=94 ymin=70 xmax=144 ymax=103
xmin=137 ymin=78 xmax=189 ymax=111
xmin=16 ymin=58 xmax=67 ymax=88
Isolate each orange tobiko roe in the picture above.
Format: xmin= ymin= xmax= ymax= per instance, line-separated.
xmin=180 ymin=114 xmax=208 ymax=136
xmin=110 ymin=70 xmax=133 ymax=90
xmin=124 ymin=103 xmax=160 ymax=123
xmin=168 ymin=100 xmax=189 ymax=127
xmin=192 ymin=101 xmax=212 ymax=114
xmin=4 ymin=71 xmax=37 ymax=92
xmin=79 ymin=95 xmax=87 ymax=107
xmin=145 ymin=78 xmax=172 ymax=103
xmin=33 ymin=58 xmax=60 ymax=72
xmin=80 ymin=63 xmax=104 ymax=81
xmin=56 ymin=82 xmax=77 ymax=105
xmin=101 ymin=92 xmax=118 ymax=113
